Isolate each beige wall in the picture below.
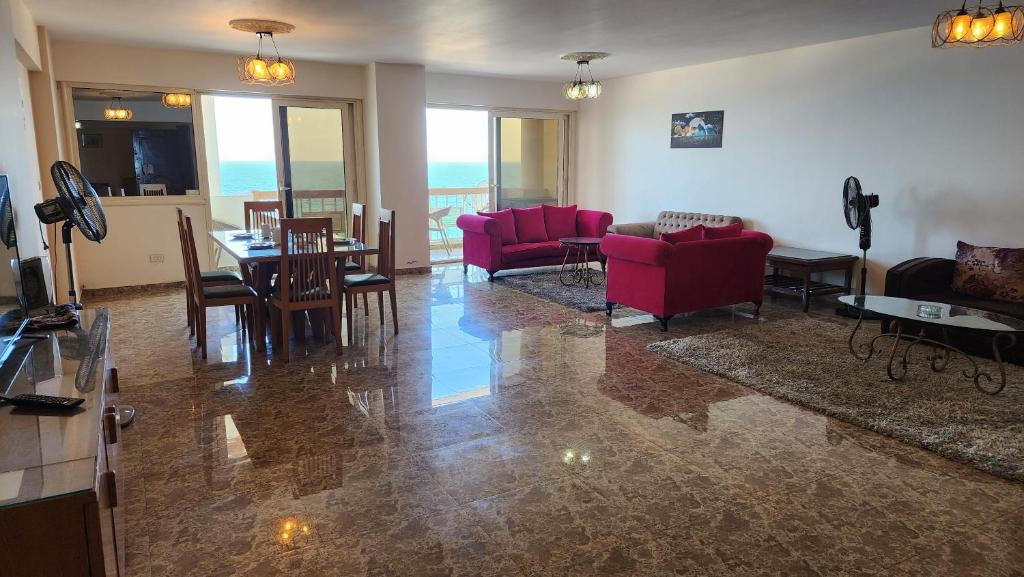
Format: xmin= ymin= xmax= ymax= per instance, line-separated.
xmin=427 ymin=72 xmax=575 ymax=111
xmin=577 ymin=26 xmax=1024 ymax=293
xmin=365 ymin=62 xmax=429 ymax=270
xmin=47 ymin=40 xmax=367 ymax=290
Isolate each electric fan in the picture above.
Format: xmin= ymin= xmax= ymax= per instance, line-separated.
xmin=34 ymin=161 xmax=108 ymax=309
xmin=837 ymin=176 xmax=881 ymax=318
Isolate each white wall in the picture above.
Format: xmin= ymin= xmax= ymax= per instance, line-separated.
xmin=576 ymin=26 xmax=1024 ymax=292
xmin=0 ymin=0 xmax=46 ymax=262
xmin=427 ymin=72 xmax=575 ymax=111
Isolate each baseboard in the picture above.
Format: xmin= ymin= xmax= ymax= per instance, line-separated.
xmin=395 ymin=266 xmax=433 ymax=275
xmin=82 ymin=281 xmax=186 ymax=301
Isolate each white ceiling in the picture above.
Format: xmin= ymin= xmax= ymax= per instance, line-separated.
xmin=25 ymin=0 xmax=953 ymax=80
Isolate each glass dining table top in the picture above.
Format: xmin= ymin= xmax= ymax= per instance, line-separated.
xmin=839 ymin=295 xmax=1024 ymax=333
xmin=209 ymin=230 xmax=377 ymax=263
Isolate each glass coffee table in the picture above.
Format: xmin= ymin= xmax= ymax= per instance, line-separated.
xmin=839 ymin=295 xmax=1023 ymax=394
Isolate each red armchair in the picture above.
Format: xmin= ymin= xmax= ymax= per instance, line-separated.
xmin=457 ymin=206 xmax=613 ymax=281
xmin=600 ymin=230 xmax=773 ymax=330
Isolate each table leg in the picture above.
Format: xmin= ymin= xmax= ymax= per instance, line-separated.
xmin=581 ymin=245 xmax=591 ymax=288
xmin=802 ymin=271 xmax=811 ymax=312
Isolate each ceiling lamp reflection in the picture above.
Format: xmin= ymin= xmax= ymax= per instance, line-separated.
xmin=103 ymin=97 xmax=133 ymax=121
xmin=161 ymin=93 xmax=192 ymax=108
xmin=561 ymin=52 xmax=609 ymax=101
xmin=230 ymin=19 xmax=297 ymax=86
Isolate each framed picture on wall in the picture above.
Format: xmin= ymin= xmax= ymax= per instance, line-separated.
xmin=671 ymin=110 xmax=724 ymax=149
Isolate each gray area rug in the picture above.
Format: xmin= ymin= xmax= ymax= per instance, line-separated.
xmin=494 ymin=269 xmax=615 ymax=313
xmin=648 ymin=316 xmax=1024 ymax=482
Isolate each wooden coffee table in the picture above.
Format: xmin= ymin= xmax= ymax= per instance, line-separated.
xmin=764 ymin=247 xmax=858 ymax=312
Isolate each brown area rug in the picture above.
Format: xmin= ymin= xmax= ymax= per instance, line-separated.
xmin=648 ymin=316 xmax=1024 ymax=482
xmin=494 ymin=269 xmax=617 ymax=313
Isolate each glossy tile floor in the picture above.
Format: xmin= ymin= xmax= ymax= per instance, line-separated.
xmin=95 ymin=266 xmax=1024 ymax=577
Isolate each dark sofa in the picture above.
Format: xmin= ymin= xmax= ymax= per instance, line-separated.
xmin=884 ymin=257 xmax=1024 ymax=365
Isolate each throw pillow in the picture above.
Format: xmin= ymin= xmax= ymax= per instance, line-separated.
xmin=477 ymin=209 xmax=518 ymax=245
xmin=542 ymin=204 xmax=578 ymax=241
xmin=702 ymin=223 xmax=743 ymax=240
xmin=952 ymin=241 xmax=1024 ymax=303
xmin=659 ymin=225 xmax=704 ymax=244
xmin=511 ymin=206 xmax=549 ymax=243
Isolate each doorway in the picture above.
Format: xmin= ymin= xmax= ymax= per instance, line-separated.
xmin=425 ymin=107 xmax=571 ymax=264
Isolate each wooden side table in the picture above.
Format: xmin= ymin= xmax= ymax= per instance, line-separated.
xmin=764 ymin=247 xmax=859 ymax=312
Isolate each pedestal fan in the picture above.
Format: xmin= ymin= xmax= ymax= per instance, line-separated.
xmin=837 ymin=176 xmax=881 ymax=319
xmin=34 ymin=162 xmax=133 ymax=425
xmin=34 ymin=161 xmax=108 ymax=309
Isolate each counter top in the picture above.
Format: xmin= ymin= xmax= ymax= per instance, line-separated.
xmin=0 ymin=309 xmax=110 ymax=509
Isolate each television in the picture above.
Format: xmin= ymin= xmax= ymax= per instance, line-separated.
xmin=0 ymin=175 xmax=29 ymax=363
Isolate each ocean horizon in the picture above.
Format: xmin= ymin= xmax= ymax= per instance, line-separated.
xmin=218 ymin=160 xmax=489 ymax=195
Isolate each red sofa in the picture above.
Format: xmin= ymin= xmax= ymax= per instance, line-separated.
xmin=457 ymin=205 xmax=613 ymax=281
xmin=600 ymin=230 xmax=773 ymax=330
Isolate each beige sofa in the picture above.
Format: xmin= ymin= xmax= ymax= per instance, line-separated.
xmin=606 ymin=211 xmax=742 ymax=238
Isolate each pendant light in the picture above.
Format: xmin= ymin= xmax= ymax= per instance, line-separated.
xmin=933 ymin=1 xmax=1024 ymax=46
xmin=230 ymin=19 xmax=297 ymax=86
xmin=103 ymin=97 xmax=133 ymax=121
xmin=561 ymin=52 xmax=609 ymax=101
xmin=162 ymin=93 xmax=192 ymax=108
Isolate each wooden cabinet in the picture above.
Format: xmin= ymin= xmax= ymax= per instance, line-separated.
xmin=0 ymin=309 xmax=124 ymax=577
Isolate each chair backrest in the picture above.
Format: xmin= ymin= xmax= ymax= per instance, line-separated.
xmin=278 ymin=217 xmax=337 ymax=305
xmin=183 ymin=216 xmax=205 ymax=305
xmin=244 ymin=200 xmax=283 ymax=230
xmin=175 ymin=208 xmax=192 ymax=292
xmin=350 ymin=202 xmax=366 ymax=243
xmin=377 ymin=209 xmax=396 ymax=279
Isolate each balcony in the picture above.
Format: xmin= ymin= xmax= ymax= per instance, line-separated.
xmin=429 ymin=186 xmax=488 ymax=262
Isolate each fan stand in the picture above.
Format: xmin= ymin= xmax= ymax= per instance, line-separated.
xmin=62 ymin=222 xmax=135 ymax=426
xmin=62 ymin=221 xmax=83 ymax=310
xmin=835 ymin=247 xmax=884 ymax=320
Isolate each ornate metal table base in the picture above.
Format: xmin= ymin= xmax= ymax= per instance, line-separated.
xmin=847 ymin=314 xmax=1017 ymax=395
xmin=559 ymin=243 xmax=604 ymax=288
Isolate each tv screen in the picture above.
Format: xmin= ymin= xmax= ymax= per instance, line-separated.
xmin=0 ymin=174 xmax=28 ymax=363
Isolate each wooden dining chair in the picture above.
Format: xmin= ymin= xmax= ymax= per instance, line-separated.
xmin=268 ymin=218 xmax=343 ymax=361
xmin=342 ymin=209 xmax=398 ymax=343
xmin=244 ymin=200 xmax=284 ymax=231
xmin=176 ymin=208 xmax=245 ymax=334
xmin=183 ymin=216 xmax=262 ymax=358
xmin=346 ymin=202 xmax=367 ymax=272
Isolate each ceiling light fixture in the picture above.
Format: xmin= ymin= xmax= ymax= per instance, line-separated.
xmin=561 ymin=52 xmax=609 ymax=101
xmin=230 ymin=19 xmax=297 ymax=86
xmin=162 ymin=93 xmax=192 ymax=108
xmin=103 ymin=97 xmax=133 ymax=121
xmin=933 ymin=1 xmax=1024 ymax=47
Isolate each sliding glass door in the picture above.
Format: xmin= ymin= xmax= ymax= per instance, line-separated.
xmin=490 ymin=112 xmax=568 ymax=210
xmin=273 ymin=99 xmax=357 ymax=237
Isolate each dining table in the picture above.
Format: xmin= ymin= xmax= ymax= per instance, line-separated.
xmin=208 ymin=229 xmax=379 ymax=342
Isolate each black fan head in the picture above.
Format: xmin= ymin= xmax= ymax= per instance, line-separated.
xmin=50 ymin=161 xmax=107 ymax=242
xmin=843 ymin=176 xmax=863 ymax=230
xmin=0 ymin=184 xmax=15 ymax=249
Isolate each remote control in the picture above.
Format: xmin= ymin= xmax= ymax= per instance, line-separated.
xmin=1 ymin=394 xmax=85 ymax=410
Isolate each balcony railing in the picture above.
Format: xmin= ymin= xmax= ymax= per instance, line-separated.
xmin=428 ymin=187 xmax=488 ymax=247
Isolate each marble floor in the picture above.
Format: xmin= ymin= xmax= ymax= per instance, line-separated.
xmin=95 ymin=265 xmax=1024 ymax=577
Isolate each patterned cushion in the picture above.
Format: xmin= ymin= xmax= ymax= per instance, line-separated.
xmin=952 ymin=241 xmax=1024 ymax=304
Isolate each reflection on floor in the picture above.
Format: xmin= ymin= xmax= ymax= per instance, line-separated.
xmin=430 ymin=245 xmax=463 ymax=263
xmin=96 ymin=265 xmax=1024 ymax=577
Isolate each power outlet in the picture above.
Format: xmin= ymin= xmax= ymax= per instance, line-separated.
xmin=149 ymin=253 xmax=165 ymax=264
